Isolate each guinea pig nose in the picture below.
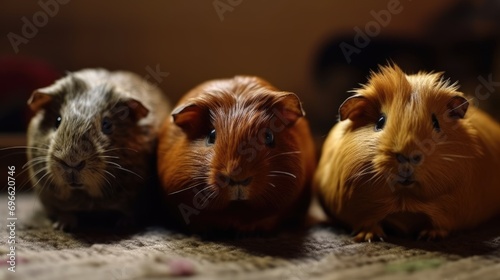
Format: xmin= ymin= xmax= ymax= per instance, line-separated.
xmin=410 ymin=152 xmax=423 ymax=164
xmin=228 ymin=177 xmax=253 ymax=187
xmin=216 ymin=173 xmax=231 ymax=187
xmin=60 ymin=159 xmax=86 ymax=171
xmin=216 ymin=170 xmax=253 ymax=187
xmin=396 ymin=152 xmax=423 ymax=165
xmin=396 ymin=153 xmax=409 ymax=163
xmin=238 ymin=177 xmax=253 ymax=186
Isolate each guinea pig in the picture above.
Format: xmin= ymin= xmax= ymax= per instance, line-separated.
xmin=315 ymin=64 xmax=500 ymax=242
xmin=157 ymin=76 xmax=316 ymax=233
xmin=26 ymin=69 xmax=171 ymax=231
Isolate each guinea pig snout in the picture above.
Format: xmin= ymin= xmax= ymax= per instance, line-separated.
xmin=395 ymin=152 xmax=423 ymax=165
xmin=215 ymin=171 xmax=253 ymax=201
xmin=52 ymin=155 xmax=86 ymax=188
xmin=393 ymin=152 xmax=423 ymax=187
xmin=54 ymin=156 xmax=86 ymax=171
xmin=216 ymin=172 xmax=253 ymax=188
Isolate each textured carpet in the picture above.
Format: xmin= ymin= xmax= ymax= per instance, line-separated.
xmin=1 ymin=194 xmax=500 ymax=280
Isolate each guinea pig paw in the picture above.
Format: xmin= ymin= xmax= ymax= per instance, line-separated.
xmin=353 ymin=226 xmax=386 ymax=243
xmin=418 ymin=229 xmax=449 ymax=241
xmin=52 ymin=215 xmax=78 ymax=232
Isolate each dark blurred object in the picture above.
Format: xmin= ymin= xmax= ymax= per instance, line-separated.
xmin=313 ymin=0 xmax=500 ymax=137
xmin=0 ymin=57 xmax=60 ymax=192
xmin=0 ymin=56 xmax=61 ymax=132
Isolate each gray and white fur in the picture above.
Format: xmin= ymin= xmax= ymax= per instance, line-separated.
xmin=26 ymin=69 xmax=171 ymax=230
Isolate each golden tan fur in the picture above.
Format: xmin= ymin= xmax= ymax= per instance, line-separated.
xmin=315 ymin=64 xmax=500 ymax=241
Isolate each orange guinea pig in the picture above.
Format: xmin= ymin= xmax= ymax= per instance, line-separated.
xmin=315 ymin=64 xmax=500 ymax=242
xmin=157 ymin=76 xmax=316 ymax=233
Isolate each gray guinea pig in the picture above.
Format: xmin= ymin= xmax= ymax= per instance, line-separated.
xmin=26 ymin=69 xmax=171 ymax=230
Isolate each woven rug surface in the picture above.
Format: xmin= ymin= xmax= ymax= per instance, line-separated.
xmin=1 ymin=194 xmax=500 ymax=280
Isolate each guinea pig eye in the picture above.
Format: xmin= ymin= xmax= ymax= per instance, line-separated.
xmin=101 ymin=117 xmax=113 ymax=135
xmin=432 ymin=114 xmax=441 ymax=132
xmin=55 ymin=116 xmax=62 ymax=129
xmin=264 ymin=129 xmax=275 ymax=147
xmin=207 ymin=129 xmax=216 ymax=145
xmin=374 ymin=114 xmax=386 ymax=131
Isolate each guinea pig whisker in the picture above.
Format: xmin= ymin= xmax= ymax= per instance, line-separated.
xmin=102 ymin=147 xmax=139 ymax=154
xmin=38 ymin=174 xmax=54 ymax=193
xmin=267 ymin=151 xmax=301 ymax=160
xmin=372 ymin=175 xmax=385 ymax=186
xmin=356 ymin=170 xmax=377 ymax=179
xmin=190 ymin=176 xmax=208 ymax=181
xmin=18 ymin=161 xmax=46 ymax=179
xmin=11 ymin=161 xmax=47 ymax=190
xmin=359 ymin=167 xmax=384 ymax=186
xmin=355 ymin=168 xmax=376 ymax=177
xmin=103 ymin=170 xmax=117 ymax=179
xmin=268 ymin=182 xmax=276 ymax=188
xmin=268 ymin=170 xmax=297 ymax=179
xmin=200 ymin=187 xmax=218 ymax=207
xmin=96 ymin=172 xmax=113 ymax=194
xmin=0 ymin=146 xmax=50 ymax=151
xmin=31 ymin=168 xmax=52 ymax=192
xmin=439 ymin=154 xmax=475 ymax=159
xmin=376 ymin=173 xmax=394 ymax=188
xmin=106 ymin=167 xmax=123 ymax=193
xmin=104 ymin=160 xmax=123 ymax=168
xmin=349 ymin=165 xmax=374 ymax=178
xmin=22 ymin=157 xmax=47 ymax=167
xmin=31 ymin=175 xmax=52 ymax=217
xmin=442 ymin=157 xmax=455 ymax=162
xmin=169 ymin=181 xmax=206 ymax=195
xmin=435 ymin=141 xmax=470 ymax=148
xmin=195 ymin=186 xmax=216 ymax=206
xmin=18 ymin=166 xmax=49 ymax=190
xmin=99 ymin=155 xmax=121 ymax=160
xmin=100 ymin=175 xmax=116 ymax=196
xmin=0 ymin=146 xmax=49 ymax=159
xmin=22 ymin=156 xmax=47 ymax=169
xmin=264 ymin=150 xmax=271 ymax=158
xmin=194 ymin=185 xmax=212 ymax=195
xmin=105 ymin=160 xmax=144 ymax=180
xmin=113 ymin=166 xmax=144 ymax=180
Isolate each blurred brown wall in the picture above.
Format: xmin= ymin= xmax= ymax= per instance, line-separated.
xmin=2 ymin=0 xmax=491 ymax=192
xmin=0 ymin=0 xmax=454 ymax=109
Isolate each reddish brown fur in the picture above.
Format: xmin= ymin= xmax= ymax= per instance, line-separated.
xmin=315 ymin=64 xmax=500 ymax=241
xmin=157 ymin=76 xmax=316 ymax=232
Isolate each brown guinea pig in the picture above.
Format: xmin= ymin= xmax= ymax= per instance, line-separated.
xmin=315 ymin=64 xmax=500 ymax=242
xmin=157 ymin=76 xmax=316 ymax=233
xmin=27 ymin=69 xmax=171 ymax=230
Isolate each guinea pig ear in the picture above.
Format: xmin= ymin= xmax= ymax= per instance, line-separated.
xmin=124 ymin=99 xmax=149 ymax=121
xmin=171 ymin=103 xmax=209 ymax=135
xmin=339 ymin=95 xmax=377 ymax=122
xmin=27 ymin=89 xmax=54 ymax=112
xmin=273 ymin=93 xmax=305 ymax=126
xmin=447 ymin=96 xmax=469 ymax=119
